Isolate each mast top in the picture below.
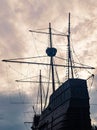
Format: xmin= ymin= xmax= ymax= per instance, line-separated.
xmin=46 ymin=23 xmax=57 ymax=57
xmin=68 ymin=13 xmax=70 ymax=35
xmin=67 ymin=12 xmax=74 ymax=79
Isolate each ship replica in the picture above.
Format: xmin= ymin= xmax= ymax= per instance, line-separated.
xmin=2 ymin=13 xmax=95 ymax=130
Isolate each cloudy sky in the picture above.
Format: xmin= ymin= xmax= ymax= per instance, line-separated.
xmin=0 ymin=0 xmax=97 ymax=129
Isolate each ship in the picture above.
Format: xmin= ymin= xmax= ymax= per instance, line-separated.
xmin=2 ymin=13 xmax=95 ymax=130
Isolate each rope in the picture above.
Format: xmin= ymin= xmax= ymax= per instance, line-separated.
xmin=7 ymin=55 xmax=48 ymax=61
xmin=44 ymin=65 xmax=51 ymax=109
xmin=54 ymin=60 xmax=60 ymax=85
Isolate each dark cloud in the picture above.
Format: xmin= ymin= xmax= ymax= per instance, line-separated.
xmin=0 ymin=93 xmax=33 ymax=130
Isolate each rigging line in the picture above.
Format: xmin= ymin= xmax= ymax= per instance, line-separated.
xmin=6 ymin=56 xmax=48 ymax=61
xmin=52 ymin=28 xmax=68 ymax=35
xmin=18 ymin=66 xmax=26 ymax=104
xmin=32 ymin=33 xmax=48 ymax=72
xmin=55 ymin=56 xmax=67 ymax=61
xmin=54 ymin=60 xmax=60 ymax=85
xmin=55 ymin=56 xmax=94 ymax=68
xmin=16 ymin=65 xmax=31 ymax=104
xmin=32 ymin=32 xmax=40 ymax=57
xmin=32 ymin=37 xmax=46 ymax=74
xmin=7 ymin=64 xmax=27 ymax=77
xmin=68 ymin=40 xmax=79 ymax=78
xmin=16 ymin=75 xmax=39 ymax=82
xmin=6 ymin=64 xmax=14 ymax=103
xmin=42 ymin=84 xmax=46 ymax=99
xmin=24 ymin=64 xmax=31 ymax=85
xmin=16 ymin=80 xmax=62 ymax=84
xmin=70 ymin=38 xmax=94 ymax=75
xmin=16 ymin=75 xmax=51 ymax=82
xmin=40 ymin=75 xmax=49 ymax=79
xmin=53 ymin=35 xmax=67 ymax=60
xmin=36 ymin=84 xmax=40 ymax=113
xmin=29 ymin=30 xmax=68 ymax=36
xmin=44 ymin=66 xmax=51 ymax=109
xmin=32 ymin=33 xmax=43 ymax=73
xmin=16 ymin=83 xmax=26 ymax=104
xmin=30 ymin=31 xmax=39 ymax=59
xmin=31 ymin=32 xmax=49 ymax=45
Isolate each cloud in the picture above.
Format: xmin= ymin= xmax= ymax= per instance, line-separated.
xmin=0 ymin=93 xmax=33 ymax=130
xmin=0 ymin=0 xmax=97 ymax=129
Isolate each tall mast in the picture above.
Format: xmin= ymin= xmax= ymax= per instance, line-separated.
xmin=39 ymin=70 xmax=42 ymax=114
xmin=67 ymin=13 xmax=74 ymax=79
xmin=46 ymin=23 xmax=57 ymax=93
xmin=49 ymin=23 xmax=55 ymax=92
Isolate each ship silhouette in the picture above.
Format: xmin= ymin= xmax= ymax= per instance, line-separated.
xmin=2 ymin=13 xmax=95 ymax=130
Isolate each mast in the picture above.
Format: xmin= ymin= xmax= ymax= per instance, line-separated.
xmin=67 ymin=13 xmax=74 ymax=79
xmin=39 ymin=70 xmax=42 ymax=114
xmin=2 ymin=14 xmax=95 ymax=89
xmin=49 ymin=23 xmax=55 ymax=92
xmin=46 ymin=23 xmax=57 ymax=93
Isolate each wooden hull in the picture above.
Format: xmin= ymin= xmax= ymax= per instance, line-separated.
xmin=32 ymin=79 xmax=91 ymax=130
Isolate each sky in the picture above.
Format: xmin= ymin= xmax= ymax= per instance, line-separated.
xmin=0 ymin=0 xmax=97 ymax=130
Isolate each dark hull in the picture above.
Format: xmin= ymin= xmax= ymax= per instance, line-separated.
xmin=32 ymin=79 xmax=91 ymax=130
